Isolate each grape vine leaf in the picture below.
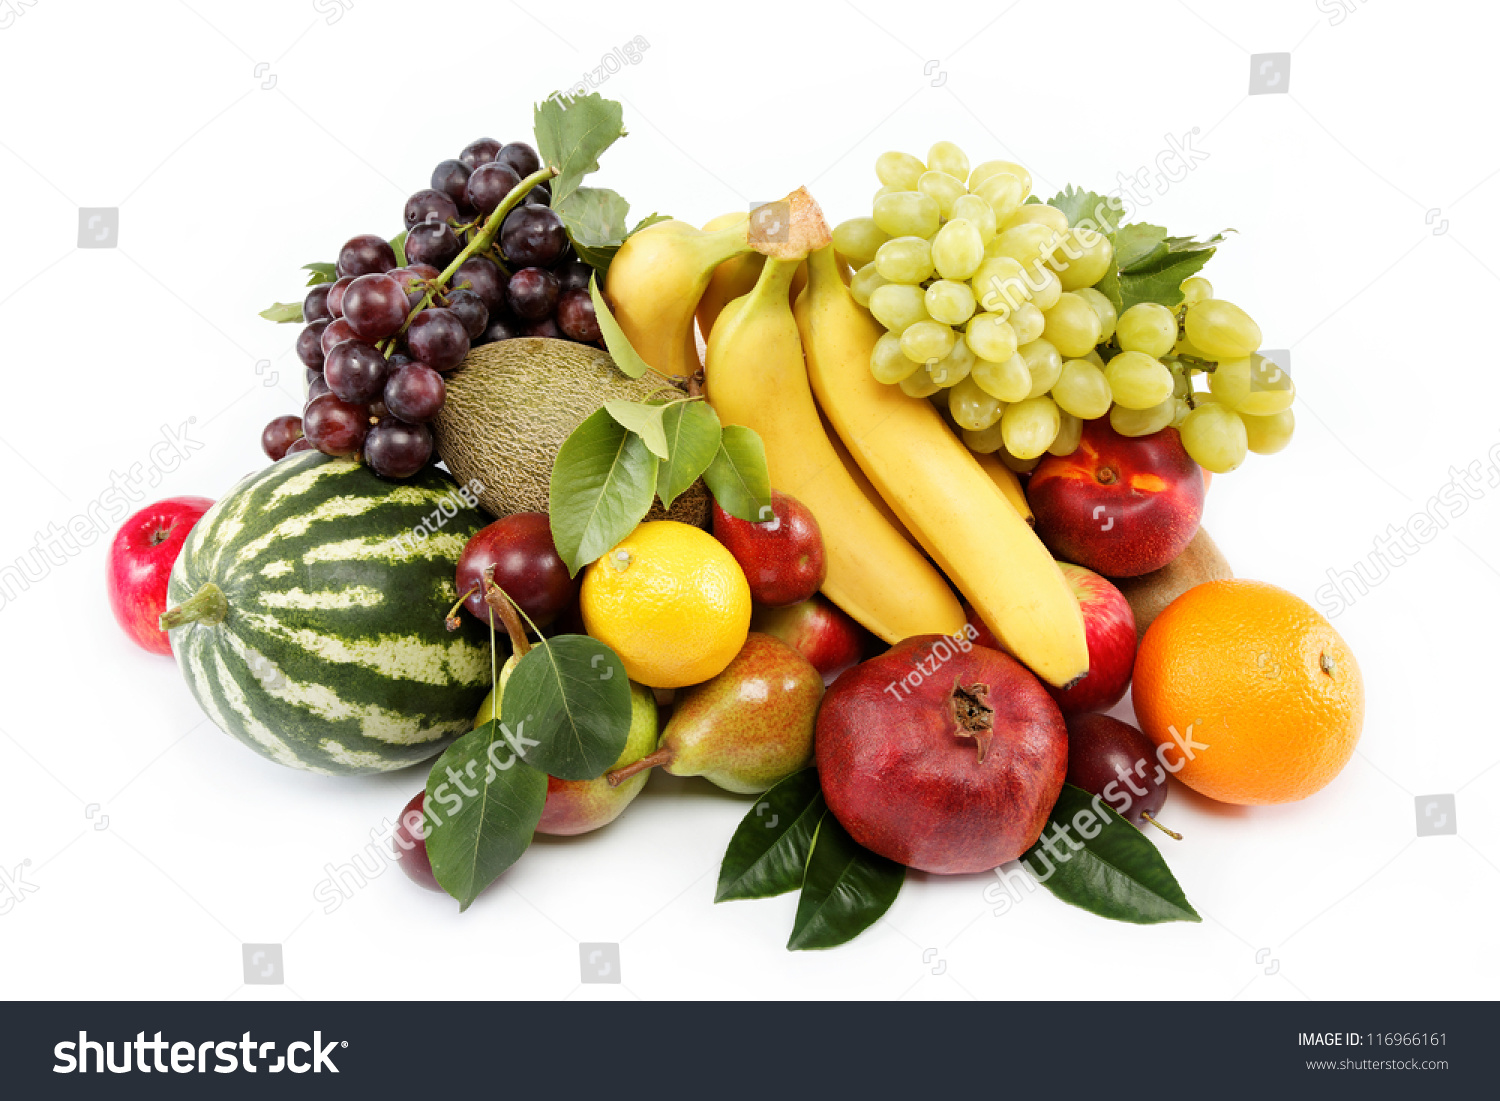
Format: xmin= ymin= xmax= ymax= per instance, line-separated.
xmin=588 ymin=274 xmax=650 ymax=380
xmin=259 ymin=301 xmax=303 ymax=324
xmin=787 ymin=812 xmax=905 ymax=951
xmin=656 ymin=401 xmax=721 ymax=510
xmin=533 ymin=91 xmax=627 ymax=208
xmin=703 ymin=425 xmax=774 ymax=523
xmin=562 ymin=187 xmax=633 ymax=272
xmin=1047 ymin=185 xmax=1126 ymax=235
xmin=1095 ymin=222 xmax=1218 ymax=313
xmin=548 ymin=406 xmax=659 ymax=575
xmin=603 ymin=399 xmax=671 ymax=460
xmin=717 ymin=770 xmax=826 ymax=902
xmin=503 ymin=634 xmax=632 ymax=782
xmin=302 ymin=262 xmax=336 ymax=286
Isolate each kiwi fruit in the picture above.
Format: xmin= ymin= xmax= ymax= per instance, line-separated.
xmin=1113 ymin=526 xmax=1232 ymax=642
xmin=433 ymin=338 xmax=711 ymax=527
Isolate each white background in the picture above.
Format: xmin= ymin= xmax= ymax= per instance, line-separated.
xmin=1 ymin=0 xmax=1497 ymax=1001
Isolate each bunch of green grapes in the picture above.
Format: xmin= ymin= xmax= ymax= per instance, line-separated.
xmin=832 ymin=143 xmax=1295 ymax=475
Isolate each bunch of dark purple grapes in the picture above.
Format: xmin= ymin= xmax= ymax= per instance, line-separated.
xmin=261 ymin=137 xmax=603 ymax=478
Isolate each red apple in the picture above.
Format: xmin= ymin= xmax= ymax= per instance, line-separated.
xmin=1026 ymin=420 xmax=1204 ymax=577
xmin=107 ymin=496 xmax=214 ymax=655
xmin=712 ymin=490 xmax=827 ymax=607
xmin=393 ymin=791 xmax=443 ymax=892
xmin=456 ymin=512 xmax=576 ymax=628
xmin=750 ymin=595 xmax=867 ymax=685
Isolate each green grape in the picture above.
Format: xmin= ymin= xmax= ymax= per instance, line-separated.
xmin=870 ymin=331 xmax=923 ymax=384
xmin=931 ymin=218 xmax=985 ymax=280
xmin=1001 ymin=396 xmax=1061 ymax=460
xmin=1110 ymin=396 xmax=1175 ymax=437
xmin=1009 ymin=301 xmax=1045 ymax=345
xmin=1104 ymin=351 xmax=1174 ymax=410
xmin=991 ymin=223 xmax=1063 ymax=273
xmin=1074 ymin=286 xmax=1116 ymax=342
xmin=875 ymin=236 xmax=934 ymax=284
xmin=952 ymin=194 xmax=997 ymax=243
xmin=831 ymin=217 xmax=891 ymax=265
xmin=972 ymin=351 xmax=1032 ymax=402
xmin=1207 ymin=354 xmax=1295 ymax=415
xmin=949 ymin=375 xmax=1003 ymax=431
xmin=873 ymin=190 xmax=940 ymax=238
xmin=899 ymin=367 xmax=942 ymax=398
xmin=1049 ymin=410 xmax=1083 ymax=456
xmin=1179 ymin=401 xmax=1249 ymax=472
xmin=966 ymin=313 xmax=1019 ymax=363
xmin=1170 ymin=364 xmax=1192 ymax=399
xmin=970 ymin=257 xmax=1028 ymax=314
xmin=1084 ymin=349 xmax=1105 ymax=368
xmin=1179 ymin=275 xmax=1213 ymax=308
xmin=875 ymin=150 xmax=926 ymax=191
xmin=1042 ymin=293 xmax=1103 ymax=358
xmin=873 ymin=185 xmax=898 ymax=203
xmin=868 ymin=283 xmax=929 ymax=333
xmin=1185 ymin=299 xmax=1262 ymax=359
xmin=928 ymin=332 xmax=975 ymax=386
xmin=1052 ymin=359 xmax=1112 ymax=419
xmin=1028 ymin=268 xmax=1063 ymax=311
xmin=1241 ymin=406 xmax=1295 ymax=455
xmin=963 ymin=420 xmax=1007 ymax=454
xmin=1004 ymin=203 xmax=1069 ymax=234
xmin=1170 ymin=398 xmax=1191 ymax=427
xmin=1020 ymin=338 xmax=1063 ymax=397
xmin=970 ymin=160 xmax=1033 ymax=197
xmin=850 ymin=262 xmax=889 ymax=308
xmin=918 ymin=170 xmax=967 ymax=220
xmin=926 ymin=279 xmax=977 ymax=326
xmin=1116 ymin=302 xmax=1178 ymax=358
xmin=1051 ymin=227 xmax=1114 ymax=290
xmin=900 ymin=320 xmax=956 ymax=366
xmin=928 ymin=141 xmax=970 ymax=180
xmin=999 ymin=449 xmax=1041 ymax=474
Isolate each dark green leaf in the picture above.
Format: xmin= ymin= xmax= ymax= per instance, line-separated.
xmin=424 ymin=720 xmax=548 ymax=912
xmin=533 ymin=92 xmax=627 ymax=208
xmin=302 ymin=262 xmax=336 ymax=286
xmin=1047 ymin=185 xmax=1125 ymax=235
xmin=502 ymin=635 xmax=632 ymax=782
xmin=703 ymin=425 xmax=773 ymax=523
xmin=590 ymin=274 xmax=650 ymax=380
xmin=788 ymin=813 xmax=905 ymax=951
xmin=259 ymin=301 xmax=303 ymax=324
xmin=656 ymin=402 xmax=721 ymax=510
xmin=390 ymin=230 xmax=408 ymax=267
xmin=1022 ymin=783 xmax=1199 ymax=924
xmin=604 ymin=399 xmax=670 ymax=460
xmin=718 ymin=770 xmax=826 ymax=902
xmin=548 ymin=407 xmax=658 ymax=575
xmin=1113 ymin=223 xmax=1169 ymax=272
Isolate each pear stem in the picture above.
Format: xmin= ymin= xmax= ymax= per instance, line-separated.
xmin=159 ymin=583 xmax=227 ymax=631
xmin=606 ymin=746 xmax=673 ymax=788
xmin=1141 ymin=812 xmax=1182 ymax=841
xmin=482 ymin=572 xmax=530 ymax=658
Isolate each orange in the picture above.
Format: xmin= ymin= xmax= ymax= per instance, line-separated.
xmin=1131 ymin=579 xmax=1363 ymax=805
xmin=580 ymin=521 xmax=751 ymax=689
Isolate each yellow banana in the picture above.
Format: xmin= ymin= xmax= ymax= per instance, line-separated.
xmin=973 ymin=450 xmax=1033 ymax=524
xmin=698 ymin=212 xmax=808 ymax=338
xmin=705 ymin=253 xmax=965 ymax=643
xmin=795 ymin=245 xmax=1088 ymax=687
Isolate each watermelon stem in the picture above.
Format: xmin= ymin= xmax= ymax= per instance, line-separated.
xmin=482 ymin=572 xmax=531 ymax=658
xmin=159 ymin=583 xmax=228 ymax=631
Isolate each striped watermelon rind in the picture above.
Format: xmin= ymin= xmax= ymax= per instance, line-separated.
xmin=165 ymin=451 xmax=495 ymax=776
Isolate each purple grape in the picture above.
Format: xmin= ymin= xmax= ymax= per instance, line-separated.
xmin=459 ymin=138 xmax=502 ymax=170
xmin=286 ymin=436 xmax=315 ymax=455
xmin=297 ymin=319 xmax=331 ymax=368
xmin=480 ymin=318 xmax=520 ymax=344
xmin=466 ymin=162 xmax=522 ymax=216
xmin=303 ymin=284 xmax=333 ymax=323
xmin=521 ymin=182 xmax=552 ymax=207
xmin=556 ymin=288 xmax=602 ymax=343
xmin=522 ymin=317 xmax=564 ymax=339
xmin=365 ymin=418 xmax=433 ymax=479
xmin=496 ymin=142 xmax=541 ymax=178
xmin=555 ymin=261 xmax=592 ymax=293
xmin=325 ymin=340 xmax=390 ymax=404
xmin=387 ymin=351 xmax=414 ymax=369
xmin=406 ymin=309 xmax=470 ymax=371
xmin=321 ymin=317 xmax=358 ymax=357
xmin=444 ymin=288 xmax=489 ymax=339
xmin=337 ymin=234 xmax=397 ymax=279
xmin=343 ymin=273 xmax=409 ymax=341
xmin=327 ymin=276 xmax=355 ymax=317
xmin=307 ymin=375 xmax=332 ymax=402
xmin=304 ymin=394 xmax=370 ymax=457
xmin=404 ymin=188 xmax=460 ymax=231
xmin=384 ymin=363 xmax=446 ymax=423
xmin=431 ymin=159 xmax=472 ymax=209
xmin=501 ymin=205 xmax=568 ymax=268
xmin=306 ymin=366 xmax=323 ymax=385
xmin=404 ymin=222 xmax=462 ymax=269
xmin=452 ymin=257 xmax=506 ymax=313
xmin=506 ymin=267 xmax=560 ymax=320
xmin=261 ymin=415 xmax=304 ymax=461
xmin=390 ymin=267 xmax=430 ymax=311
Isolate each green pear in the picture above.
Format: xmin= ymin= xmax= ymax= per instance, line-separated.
xmin=607 ymin=633 xmax=823 ymax=794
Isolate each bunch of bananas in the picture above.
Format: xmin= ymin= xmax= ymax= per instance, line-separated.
xmin=603 ymin=190 xmax=1088 ymax=689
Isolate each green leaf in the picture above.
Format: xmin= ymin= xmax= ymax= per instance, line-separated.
xmin=423 ymin=720 xmax=548 ymax=912
xmin=259 ymin=301 xmax=303 ymax=324
xmin=533 ymin=91 xmax=627 ymax=208
xmin=389 ymin=230 xmax=407 ymax=268
xmin=501 ymin=635 xmax=632 ymax=782
xmin=604 ymin=399 xmax=670 ymax=460
xmin=589 ymin=274 xmax=650 ymax=380
xmin=703 ymin=425 xmax=773 ymax=523
xmin=1047 ymin=185 xmax=1125 ymax=235
xmin=1095 ymin=221 xmax=1225 ymax=314
xmin=548 ymin=407 xmax=659 ymax=575
xmin=302 ymin=262 xmax=336 ymax=286
xmin=1022 ymin=783 xmax=1200 ymax=924
xmin=558 ymin=186 xmax=630 ymax=247
xmin=717 ymin=770 xmax=826 ymax=902
xmin=631 ymin=212 xmax=671 ymax=234
xmin=787 ymin=812 xmax=905 ymax=951
xmin=1112 ymin=223 xmax=1169 ymax=272
xmin=656 ymin=402 xmax=721 ymax=510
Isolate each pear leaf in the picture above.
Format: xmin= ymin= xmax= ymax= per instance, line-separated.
xmin=502 ymin=635 xmax=632 ymax=782
xmin=787 ymin=812 xmax=905 ymax=950
xmin=589 ymin=274 xmax=651 ymax=380
xmin=548 ymin=407 xmax=658 ymax=575
xmin=604 ymin=399 xmax=671 ymax=460
xmin=656 ymin=401 xmax=721 ymax=510
xmin=718 ymin=769 xmax=826 ymax=902
xmin=703 ymin=425 xmax=774 ymax=523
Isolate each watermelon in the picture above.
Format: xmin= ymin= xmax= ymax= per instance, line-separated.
xmin=162 ymin=451 xmax=494 ymax=775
